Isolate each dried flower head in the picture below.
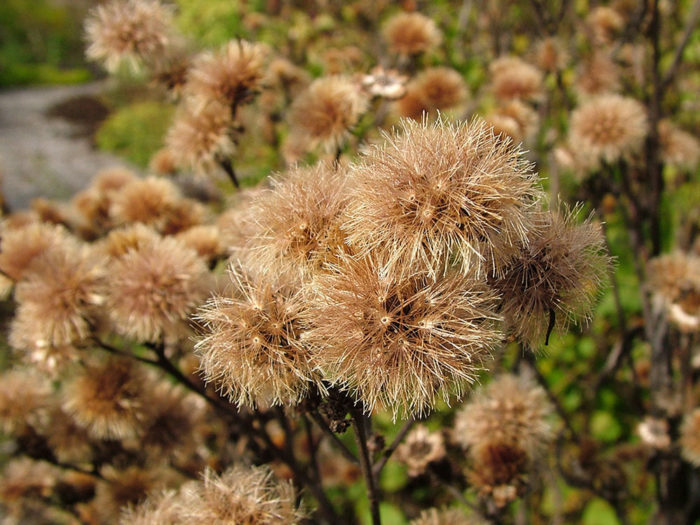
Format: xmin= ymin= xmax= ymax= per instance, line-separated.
xmin=63 ymin=358 xmax=149 ymax=439
xmin=95 ymin=465 xmax=166 ymax=518
xmin=485 ymin=100 xmax=538 ymax=143
xmin=0 ymin=369 xmax=50 ymax=434
xmin=467 ymin=440 xmax=528 ymax=507
xmin=587 ymin=6 xmax=624 ymax=45
xmin=637 ymin=416 xmax=671 ymax=450
xmin=105 ymin=236 xmax=210 ymax=342
xmin=490 ymin=208 xmax=609 ymax=347
xmin=454 ymin=373 xmax=553 ymax=459
xmin=576 ymin=51 xmax=620 ymax=98
xmin=489 ymin=56 xmax=543 ymax=101
xmin=196 ymin=267 xmax=316 ymax=408
xmin=176 ymin=225 xmax=224 ymax=263
xmin=383 ymin=12 xmax=442 ymax=56
xmin=534 ymin=37 xmax=567 ymax=73
xmin=647 ymin=252 xmax=700 ymax=332
xmin=177 ymin=465 xmax=305 ymax=523
xmin=344 ymin=117 xmax=539 ymax=277
xmin=306 ymin=252 xmax=501 ymax=418
xmin=658 ymin=120 xmax=700 ymax=171
xmin=0 ymin=222 xmax=66 ymax=281
xmin=397 ymin=67 xmax=467 ymax=120
xmin=569 ymin=94 xmax=648 ymax=168
xmin=10 ymin=239 xmax=105 ymax=352
xmin=288 ymin=76 xmax=368 ymax=152
xmin=394 ymin=424 xmax=446 ymax=476
xmin=98 ymin=223 xmax=161 ymax=259
xmin=119 ymin=490 xmax=181 ymax=525
xmin=411 ymin=507 xmax=483 ymax=525
xmin=150 ymin=147 xmax=178 ymax=175
xmin=680 ymin=409 xmax=700 ymax=466
xmin=249 ymin=162 xmax=350 ymax=277
xmin=187 ymin=40 xmax=268 ymax=108
xmin=110 ymin=176 xmax=181 ymax=229
xmin=85 ymin=0 xmax=176 ymax=72
xmin=41 ymin=406 xmax=93 ymax=463
xmin=0 ymin=459 xmax=58 ymax=504
xmin=166 ymin=101 xmax=236 ymax=175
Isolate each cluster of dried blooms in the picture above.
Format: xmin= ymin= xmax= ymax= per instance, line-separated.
xmin=2 ymin=0 xmax=700 ymax=523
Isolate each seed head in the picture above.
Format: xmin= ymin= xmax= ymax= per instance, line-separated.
xmin=489 ymin=56 xmax=543 ymax=102
xmin=383 ymin=12 xmax=442 ymax=56
xmin=410 ymin=507 xmax=484 ymax=525
xmin=305 ymin=252 xmax=501 ymax=418
xmin=680 ymin=409 xmax=700 ymax=466
xmin=344 ymin=117 xmax=540 ymax=277
xmin=397 ymin=67 xmax=467 ymax=120
xmin=394 ymin=425 xmax=446 ymax=476
xmin=658 ymin=120 xmax=700 ymax=171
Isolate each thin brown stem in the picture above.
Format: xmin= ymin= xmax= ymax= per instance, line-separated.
xmin=661 ymin=0 xmax=700 ymax=90
xmin=310 ymin=410 xmax=358 ymax=464
xmin=351 ymin=408 xmax=381 ymax=525
xmin=372 ymin=418 xmax=416 ymax=478
xmin=219 ymin=157 xmax=240 ymax=188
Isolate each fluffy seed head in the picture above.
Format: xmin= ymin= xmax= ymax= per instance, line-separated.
xmin=63 ymin=358 xmax=149 ymax=439
xmin=586 ymin=6 xmax=624 ymax=45
xmin=534 ymin=37 xmax=567 ymax=73
xmin=196 ymin=268 xmax=316 ymax=408
xmin=489 ymin=57 xmax=543 ymax=101
xmin=680 ymin=409 xmax=700 ymax=466
xmin=344 ymin=117 xmax=540 ymax=277
xmin=569 ymin=94 xmax=648 ymax=168
xmin=394 ymin=425 xmax=446 ymax=476
xmin=177 ymin=465 xmax=305 ymax=523
xmin=288 ymin=76 xmax=368 ymax=152
xmin=119 ymin=490 xmax=181 ymax=525
xmin=454 ymin=373 xmax=553 ymax=459
xmin=0 ymin=222 xmax=66 ymax=281
xmin=647 ymin=252 xmax=700 ymax=333
xmin=248 ymin=162 xmax=350 ymax=277
xmin=485 ymin=100 xmax=538 ymax=143
xmin=576 ymin=51 xmax=621 ymax=98
xmin=490 ymin=207 xmax=609 ymax=347
xmin=305 ymin=252 xmax=501 ymax=418
xmin=110 ymin=176 xmax=181 ymax=229
xmin=85 ymin=0 xmax=175 ymax=72
xmin=0 ymin=369 xmax=50 ymax=435
xmin=105 ymin=236 xmax=210 ymax=342
xmin=166 ymin=101 xmax=236 ymax=175
xmin=176 ymin=225 xmax=224 ymax=263
xmin=397 ymin=67 xmax=467 ymax=120
xmin=11 ymin=239 xmax=105 ymax=352
xmin=467 ymin=440 xmax=527 ymax=507
xmin=98 ymin=223 xmax=161 ymax=259
xmin=658 ymin=120 xmax=700 ymax=170
xmin=187 ymin=40 xmax=268 ymax=108
xmin=411 ymin=507 xmax=484 ymax=525
xmin=383 ymin=12 xmax=442 ymax=56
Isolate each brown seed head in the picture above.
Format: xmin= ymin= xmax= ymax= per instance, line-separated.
xmin=658 ymin=120 xmax=700 ymax=171
xmin=680 ymin=409 xmax=700 ymax=466
xmin=397 ymin=67 xmax=467 ymax=120
xmin=410 ymin=507 xmax=484 ymax=525
xmin=394 ymin=424 xmax=446 ymax=476
xmin=489 ymin=56 xmax=543 ymax=101
xmin=305 ymin=252 xmax=501 ymax=418
xmin=576 ymin=51 xmax=620 ymax=98
xmin=569 ymin=94 xmax=648 ymax=168
xmin=344 ymin=117 xmax=540 ymax=277
xmin=0 ymin=222 xmax=67 ymax=280
xmin=110 ymin=176 xmax=181 ymax=229
xmin=0 ymin=369 xmax=50 ymax=435
xmin=383 ymin=12 xmax=442 ymax=56
xmin=105 ymin=236 xmax=210 ymax=342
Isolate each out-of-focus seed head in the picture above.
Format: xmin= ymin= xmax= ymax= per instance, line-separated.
xmin=586 ymin=6 xmax=624 ymax=45
xmin=397 ymin=67 xmax=467 ymax=120
xmin=454 ymin=373 xmax=553 ymax=459
xmin=485 ymin=100 xmax=538 ymax=143
xmin=344 ymin=117 xmax=540 ymax=277
xmin=109 ymin=176 xmax=181 ymax=229
xmin=63 ymin=358 xmax=149 ymax=440
xmin=166 ymin=101 xmax=236 ymax=176
xmin=394 ymin=425 xmax=446 ymax=476
xmin=196 ymin=267 xmax=317 ymax=408
xmin=105 ymin=236 xmax=210 ymax=342
xmin=94 ymin=465 xmax=167 ymax=519
xmin=647 ymin=252 xmax=700 ymax=333
xmin=248 ymin=162 xmax=350 ymax=277
xmin=383 ymin=12 xmax=442 ymax=56
xmin=0 ymin=222 xmax=67 ymax=281
xmin=410 ymin=507 xmax=485 ymax=525
xmin=187 ymin=40 xmax=268 ymax=108
xmin=0 ymin=369 xmax=50 ymax=435
xmin=176 ymin=225 xmax=224 ymax=264
xmin=97 ymin=223 xmax=161 ymax=259
xmin=489 ymin=56 xmax=543 ymax=102
xmin=534 ymin=37 xmax=567 ymax=73
xmin=119 ymin=490 xmax=181 ymax=525
xmin=658 ymin=120 xmax=700 ymax=171
xmin=288 ymin=76 xmax=368 ymax=153
xmin=466 ymin=440 xmax=528 ymax=507
xmin=569 ymin=94 xmax=648 ymax=169
xmin=305 ymin=252 xmax=501 ymax=419
xmin=490 ymin=208 xmax=610 ymax=347
xmin=176 ymin=465 xmax=305 ymax=523
xmin=576 ymin=51 xmax=620 ymax=98
xmin=85 ymin=0 xmax=176 ymax=73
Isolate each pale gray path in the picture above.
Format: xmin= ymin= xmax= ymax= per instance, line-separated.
xmin=0 ymin=82 xmax=131 ymax=210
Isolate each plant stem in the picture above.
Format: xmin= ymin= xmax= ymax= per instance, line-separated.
xmin=220 ymin=158 xmax=240 ymax=188
xmin=373 ymin=418 xmax=415 ymax=478
xmin=351 ymin=408 xmax=381 ymax=525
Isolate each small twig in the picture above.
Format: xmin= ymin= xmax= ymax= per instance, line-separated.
xmin=93 ymin=337 xmax=158 ymax=366
xmin=351 ymin=408 xmax=382 ymax=525
xmin=219 ymin=158 xmax=240 ymax=188
xmin=309 ymin=410 xmax=358 ymax=465
xmin=661 ymin=0 xmax=700 ymax=90
xmin=372 ymin=418 xmax=416 ymax=478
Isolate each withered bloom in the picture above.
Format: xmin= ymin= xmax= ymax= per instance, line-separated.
xmin=489 ymin=56 xmax=543 ymax=102
xmin=106 ymin=236 xmax=210 ymax=342
xmin=305 ymin=252 xmax=501 ymax=418
xmin=397 ymin=67 xmax=467 ymax=120
xmin=576 ymin=51 xmax=620 ymax=98
xmin=176 ymin=465 xmax=305 ymax=523
xmin=485 ymin=100 xmax=538 ymax=143
xmin=362 ymin=66 xmax=408 ymax=100
xmin=0 ymin=369 xmax=50 ymax=435
xmin=249 ymin=162 xmax=350 ymax=277
xmin=166 ymin=100 xmax=236 ymax=175
xmin=569 ymin=94 xmax=648 ymax=168
xmin=109 ymin=176 xmax=181 ymax=229
xmin=0 ymin=222 xmax=66 ymax=281
xmin=196 ymin=267 xmax=316 ymax=408
xmin=10 ymin=239 xmax=105 ymax=354
xmin=491 ymin=208 xmax=609 ymax=347
xmin=383 ymin=12 xmax=442 ymax=56
xmin=186 ymin=40 xmax=268 ymax=109
xmin=647 ymin=252 xmax=700 ymax=333
xmin=63 ymin=358 xmax=149 ymax=439
xmin=411 ymin=507 xmax=484 ymax=525
xmin=119 ymin=490 xmax=180 ymax=525
xmin=658 ymin=120 xmax=700 ymax=171
xmin=467 ymin=440 xmax=528 ymax=507
xmin=454 ymin=373 xmax=553 ymax=459
xmin=288 ymin=76 xmax=368 ymax=152
xmin=85 ymin=0 xmax=176 ymax=72
xmin=98 ymin=223 xmax=161 ymax=259
xmin=534 ymin=37 xmax=567 ymax=73
xmin=394 ymin=425 xmax=446 ymax=476
xmin=176 ymin=225 xmax=224 ymax=263
xmin=343 ymin=117 xmax=540 ymax=277
xmin=94 ymin=465 xmax=167 ymax=519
